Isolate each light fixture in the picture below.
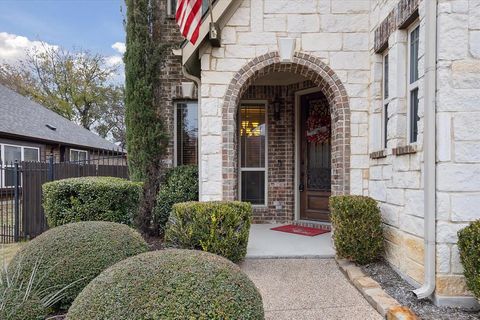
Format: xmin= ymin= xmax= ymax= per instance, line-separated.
xmin=278 ymin=38 xmax=296 ymax=62
xmin=181 ymin=82 xmax=195 ymax=98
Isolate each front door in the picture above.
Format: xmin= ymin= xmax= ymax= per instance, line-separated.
xmin=299 ymin=92 xmax=331 ymax=221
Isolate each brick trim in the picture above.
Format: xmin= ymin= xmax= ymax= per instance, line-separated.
xmin=222 ymin=51 xmax=351 ymax=201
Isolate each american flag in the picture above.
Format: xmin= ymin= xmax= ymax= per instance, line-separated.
xmin=176 ymin=0 xmax=203 ymax=45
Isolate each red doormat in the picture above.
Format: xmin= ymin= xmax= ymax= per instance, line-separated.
xmin=270 ymin=224 xmax=330 ymax=237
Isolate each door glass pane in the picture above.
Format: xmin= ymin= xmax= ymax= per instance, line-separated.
xmin=176 ymin=102 xmax=198 ymax=165
xmin=240 ymin=105 xmax=266 ymax=168
xmin=241 ymin=171 xmax=265 ymax=205
xmin=24 ymin=148 xmax=39 ymax=162
xmin=410 ymin=26 xmax=419 ymax=84
xmin=4 ymin=146 xmax=21 ymax=163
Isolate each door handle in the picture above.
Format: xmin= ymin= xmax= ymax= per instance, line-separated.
xmin=299 ymin=183 xmax=304 ymax=192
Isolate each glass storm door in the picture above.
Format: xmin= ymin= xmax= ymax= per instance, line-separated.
xmin=299 ymin=92 xmax=331 ymax=221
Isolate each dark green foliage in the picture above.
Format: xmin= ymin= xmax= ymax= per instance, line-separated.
xmin=0 ymin=290 xmax=45 ymax=320
xmin=67 ymin=250 xmax=264 ymax=320
xmin=125 ymin=0 xmax=170 ymax=234
xmin=42 ymin=177 xmax=142 ymax=227
xmin=154 ymin=165 xmax=198 ymax=231
xmin=458 ymin=220 xmax=480 ymax=298
xmin=8 ymin=222 xmax=148 ymax=309
xmin=330 ymin=196 xmax=384 ymax=264
xmin=164 ymin=201 xmax=252 ymax=263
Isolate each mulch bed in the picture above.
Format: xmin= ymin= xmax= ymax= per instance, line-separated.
xmin=362 ymin=260 xmax=480 ymax=320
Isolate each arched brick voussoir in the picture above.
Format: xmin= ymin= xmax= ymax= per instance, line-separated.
xmin=221 ymin=51 xmax=351 ymax=201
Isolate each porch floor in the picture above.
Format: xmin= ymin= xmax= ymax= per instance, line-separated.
xmin=246 ymin=224 xmax=335 ymax=258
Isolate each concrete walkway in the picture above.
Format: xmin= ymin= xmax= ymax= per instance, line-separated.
xmin=240 ymin=259 xmax=382 ymax=320
xmin=246 ymin=224 xmax=335 ymax=258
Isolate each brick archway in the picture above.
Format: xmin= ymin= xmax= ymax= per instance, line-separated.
xmin=222 ymin=52 xmax=350 ymax=201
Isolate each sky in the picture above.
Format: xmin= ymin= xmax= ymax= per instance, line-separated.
xmin=0 ymin=0 xmax=126 ymax=82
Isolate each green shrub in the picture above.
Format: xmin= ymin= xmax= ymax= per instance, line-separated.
xmin=0 ymin=292 xmax=45 ymax=320
xmin=458 ymin=220 xmax=480 ymax=298
xmin=9 ymin=221 xmax=148 ymax=309
xmin=330 ymin=195 xmax=383 ymax=264
xmin=154 ymin=165 xmax=198 ymax=231
xmin=67 ymin=249 xmax=264 ymax=320
xmin=164 ymin=201 xmax=252 ymax=263
xmin=43 ymin=176 xmax=142 ymax=227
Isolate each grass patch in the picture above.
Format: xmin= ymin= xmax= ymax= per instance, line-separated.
xmin=0 ymin=242 xmax=24 ymax=266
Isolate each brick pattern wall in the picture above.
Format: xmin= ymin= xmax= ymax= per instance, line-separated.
xmin=241 ymin=81 xmax=317 ymax=223
xmin=154 ymin=0 xmax=197 ymax=166
xmin=221 ymin=52 xmax=351 ymax=204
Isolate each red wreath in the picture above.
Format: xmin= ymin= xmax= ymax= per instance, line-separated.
xmin=306 ymin=100 xmax=331 ymax=144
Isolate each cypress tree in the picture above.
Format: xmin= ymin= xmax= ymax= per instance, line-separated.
xmin=125 ymin=0 xmax=168 ymax=234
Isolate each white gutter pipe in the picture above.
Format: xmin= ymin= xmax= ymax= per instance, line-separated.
xmin=413 ymin=0 xmax=437 ymax=300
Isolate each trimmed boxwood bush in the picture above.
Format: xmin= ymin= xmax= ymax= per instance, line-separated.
xmin=458 ymin=220 xmax=480 ymax=299
xmin=8 ymin=221 xmax=148 ymax=309
xmin=164 ymin=201 xmax=252 ymax=263
xmin=43 ymin=177 xmax=142 ymax=227
xmin=67 ymin=249 xmax=264 ymax=320
xmin=0 ymin=293 xmax=45 ymax=320
xmin=154 ymin=165 xmax=198 ymax=231
xmin=330 ymin=195 xmax=383 ymax=264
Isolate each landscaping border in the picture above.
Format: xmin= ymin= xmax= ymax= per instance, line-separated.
xmin=336 ymin=258 xmax=418 ymax=319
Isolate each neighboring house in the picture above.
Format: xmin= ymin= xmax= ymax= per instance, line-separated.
xmin=0 ymin=84 xmax=122 ymax=172
xmin=159 ymin=0 xmax=480 ymax=309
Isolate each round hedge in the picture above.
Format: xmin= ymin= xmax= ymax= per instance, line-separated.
xmin=9 ymin=221 xmax=148 ymax=309
xmin=42 ymin=177 xmax=143 ymax=227
xmin=0 ymin=291 xmax=45 ymax=320
xmin=67 ymin=249 xmax=264 ymax=320
xmin=330 ymin=195 xmax=384 ymax=264
xmin=458 ymin=220 xmax=480 ymax=298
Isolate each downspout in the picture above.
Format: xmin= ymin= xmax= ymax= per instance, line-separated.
xmin=413 ymin=0 xmax=437 ymax=299
xmin=182 ymin=64 xmax=203 ymax=198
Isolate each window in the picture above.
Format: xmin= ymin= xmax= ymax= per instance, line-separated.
xmin=0 ymin=144 xmax=40 ymax=187
xmin=168 ymin=0 xmax=210 ymax=16
xmin=382 ymin=52 xmax=389 ymax=149
xmin=175 ymin=101 xmax=198 ymax=166
xmin=70 ymin=149 xmax=88 ymax=162
xmin=239 ymin=102 xmax=267 ymax=206
xmin=408 ymin=23 xmax=420 ymax=143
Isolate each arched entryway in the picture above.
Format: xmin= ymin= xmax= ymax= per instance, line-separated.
xmin=222 ymin=52 xmax=350 ymax=222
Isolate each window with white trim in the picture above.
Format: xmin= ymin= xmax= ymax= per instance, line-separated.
xmin=70 ymin=149 xmax=88 ymax=162
xmin=382 ymin=52 xmax=389 ymax=149
xmin=239 ymin=102 xmax=267 ymax=206
xmin=0 ymin=144 xmax=40 ymax=187
xmin=174 ymin=101 xmax=198 ymax=166
xmin=407 ymin=23 xmax=420 ymax=143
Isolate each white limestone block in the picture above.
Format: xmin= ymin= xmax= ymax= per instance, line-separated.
xmin=331 ymin=0 xmax=370 ymax=14
xmin=264 ymin=0 xmax=317 ymax=14
xmin=451 ymin=194 xmax=480 ymax=221
xmin=330 ymin=51 xmax=370 ymax=70
xmin=287 ymin=15 xmax=320 ymax=32
xmin=225 ymin=45 xmax=256 ymax=58
xmin=343 ymin=33 xmax=369 ymax=51
xmin=453 ymin=112 xmax=480 ymax=141
xmin=264 ymin=15 xmax=286 ymax=32
xmin=437 ymin=163 xmax=480 ymax=192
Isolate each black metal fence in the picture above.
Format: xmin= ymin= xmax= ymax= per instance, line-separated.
xmin=0 ymin=153 xmax=128 ymax=243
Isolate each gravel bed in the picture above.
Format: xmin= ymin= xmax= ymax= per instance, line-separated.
xmin=362 ymin=260 xmax=480 ymax=320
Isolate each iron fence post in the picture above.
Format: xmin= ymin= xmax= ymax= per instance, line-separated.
xmin=13 ymin=161 xmax=20 ymax=242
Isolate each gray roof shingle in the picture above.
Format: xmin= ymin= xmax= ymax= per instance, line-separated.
xmin=0 ymin=84 xmax=119 ymax=151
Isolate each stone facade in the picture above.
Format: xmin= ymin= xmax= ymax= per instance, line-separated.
xmin=162 ymin=0 xmax=480 ymax=308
